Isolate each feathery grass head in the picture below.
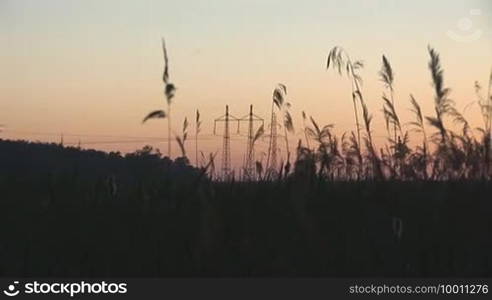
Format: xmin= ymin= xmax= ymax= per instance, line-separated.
xmin=426 ymin=46 xmax=454 ymax=143
xmin=253 ymin=124 xmax=264 ymax=144
xmin=361 ymin=101 xmax=372 ymax=135
xmin=475 ymin=73 xmax=492 ymax=134
xmin=162 ymin=38 xmax=169 ymax=83
xmin=283 ymin=111 xmax=294 ymax=133
xmin=306 ymin=116 xmax=334 ymax=145
xmin=196 ymin=110 xmax=201 ymax=133
xmin=409 ymin=95 xmax=424 ymax=131
xmin=165 ymin=84 xmax=176 ymax=103
xmin=142 ymin=110 xmax=166 ymax=123
xmin=326 ymin=46 xmax=364 ymax=86
xmin=449 ymin=108 xmax=471 ymax=136
xmin=382 ymin=95 xmax=401 ymax=133
xmin=175 ymin=117 xmax=188 ymax=157
xmin=162 ymin=38 xmax=176 ymax=105
xmin=428 ymin=46 xmax=453 ymax=114
xmin=273 ymin=84 xmax=287 ymax=109
xmin=379 ymin=55 xmax=394 ymax=90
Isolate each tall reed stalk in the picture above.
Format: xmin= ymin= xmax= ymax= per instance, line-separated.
xmin=195 ymin=110 xmax=201 ymax=166
xmin=326 ymin=47 xmax=364 ymax=148
xmin=162 ymin=38 xmax=176 ymax=158
xmin=142 ymin=38 xmax=176 ymax=159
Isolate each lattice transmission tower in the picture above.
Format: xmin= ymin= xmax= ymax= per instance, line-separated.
xmin=267 ymin=112 xmax=278 ymax=175
xmin=214 ymin=105 xmax=239 ymax=180
xmin=239 ymin=105 xmax=263 ymax=180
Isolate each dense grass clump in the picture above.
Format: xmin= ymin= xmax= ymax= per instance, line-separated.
xmin=0 ymin=140 xmax=491 ymax=277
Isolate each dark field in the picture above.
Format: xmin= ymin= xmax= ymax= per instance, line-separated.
xmin=0 ymin=139 xmax=491 ymax=277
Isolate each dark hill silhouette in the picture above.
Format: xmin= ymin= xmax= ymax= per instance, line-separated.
xmin=0 ymin=139 xmax=491 ymax=277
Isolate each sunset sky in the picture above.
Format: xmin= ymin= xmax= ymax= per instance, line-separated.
xmin=1 ymin=0 xmax=491 ymax=169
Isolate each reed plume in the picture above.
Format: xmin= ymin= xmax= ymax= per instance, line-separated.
xmin=409 ymin=94 xmax=429 ymax=179
xmin=195 ymin=110 xmax=201 ymax=166
xmin=379 ymin=55 xmax=402 ymax=142
xmin=142 ymin=38 xmax=176 ymax=159
xmin=162 ymin=38 xmax=176 ymax=158
xmin=175 ymin=117 xmax=188 ymax=157
xmin=266 ymin=83 xmax=289 ymax=175
xmin=301 ymin=111 xmax=311 ymax=149
xmin=326 ymin=47 xmax=364 ymax=147
xmin=426 ymin=46 xmax=453 ymax=144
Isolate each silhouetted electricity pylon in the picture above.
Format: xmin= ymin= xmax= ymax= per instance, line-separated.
xmin=214 ymin=105 xmax=239 ymax=180
xmin=266 ymin=112 xmax=279 ymax=177
xmin=239 ymin=105 xmax=264 ymax=180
